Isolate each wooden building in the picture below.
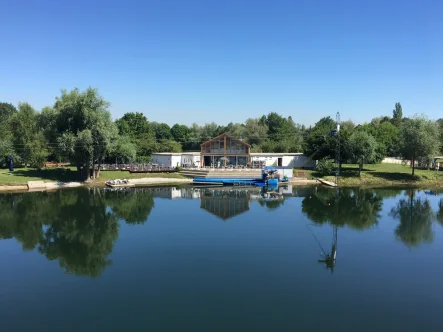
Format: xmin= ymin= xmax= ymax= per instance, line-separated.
xmin=200 ymin=133 xmax=251 ymax=167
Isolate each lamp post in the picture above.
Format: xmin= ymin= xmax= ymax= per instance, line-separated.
xmin=335 ymin=112 xmax=341 ymax=185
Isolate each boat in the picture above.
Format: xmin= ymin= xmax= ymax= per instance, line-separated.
xmin=105 ymin=179 xmax=135 ymax=188
xmin=193 ymin=166 xmax=280 ymax=187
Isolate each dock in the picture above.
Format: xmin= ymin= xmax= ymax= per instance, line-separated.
xmin=317 ymin=178 xmax=338 ymax=187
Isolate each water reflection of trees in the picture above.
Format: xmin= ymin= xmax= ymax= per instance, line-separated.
xmin=0 ymin=188 xmax=155 ymax=277
xmin=105 ymin=189 xmax=154 ymax=225
xmin=301 ymin=188 xmax=384 ymax=230
xmin=389 ymin=192 xmax=435 ymax=247
xmin=437 ymin=199 xmax=443 ymax=226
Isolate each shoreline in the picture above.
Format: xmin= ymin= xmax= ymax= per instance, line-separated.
xmin=0 ymin=178 xmax=193 ymax=193
xmin=1 ymin=176 xmax=442 ymax=193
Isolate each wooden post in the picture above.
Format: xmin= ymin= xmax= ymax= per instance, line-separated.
xmin=201 ymin=144 xmax=204 ymax=167
xmin=224 ymin=135 xmax=227 ymax=167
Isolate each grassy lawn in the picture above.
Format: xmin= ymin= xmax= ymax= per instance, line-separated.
xmin=0 ymin=167 xmax=185 ymax=185
xmin=294 ymin=163 xmax=443 ymax=187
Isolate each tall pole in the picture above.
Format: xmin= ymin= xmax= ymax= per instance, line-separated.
xmin=335 ymin=112 xmax=341 ymax=185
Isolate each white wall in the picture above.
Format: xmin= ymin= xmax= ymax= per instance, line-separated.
xmin=275 ymin=167 xmax=293 ymax=179
xmin=152 ymin=154 xmax=181 ymax=167
xmin=181 ymin=154 xmax=201 ymax=166
xmin=251 ymin=155 xmax=316 ymax=168
xmin=382 ymin=157 xmax=410 ymax=165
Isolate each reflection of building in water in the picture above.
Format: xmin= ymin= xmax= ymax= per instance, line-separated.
xmin=149 ymin=187 xmax=201 ymax=199
xmin=200 ymin=189 xmax=251 ymax=220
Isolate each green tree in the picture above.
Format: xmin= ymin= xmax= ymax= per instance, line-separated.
xmin=303 ymin=117 xmax=336 ymax=160
xmin=398 ymin=116 xmax=440 ymax=175
xmin=0 ymin=139 xmax=15 ymax=167
xmin=115 ymin=113 xmax=158 ymax=159
xmin=9 ymin=102 xmax=48 ymax=168
xmin=150 ymin=122 xmax=172 ymax=140
xmin=200 ymin=122 xmax=220 ymax=141
xmin=54 ymin=88 xmax=117 ymax=179
xmin=171 ymin=124 xmax=190 ymax=143
xmin=156 ymin=139 xmax=182 ymax=153
xmin=266 ymin=112 xmax=294 ymax=141
xmin=0 ymin=102 xmax=17 ymax=135
xmin=315 ymin=158 xmax=335 ymax=176
xmin=182 ymin=123 xmax=202 ymax=151
xmin=116 ymin=112 xmax=152 ymax=138
xmin=244 ymin=118 xmax=268 ymax=146
xmin=392 ymin=102 xmax=403 ymax=126
xmin=349 ymin=131 xmax=377 ymax=176
xmin=223 ymin=122 xmax=245 ymax=138
xmin=109 ymin=135 xmax=137 ymax=163
xmin=437 ymin=118 xmax=443 ymax=154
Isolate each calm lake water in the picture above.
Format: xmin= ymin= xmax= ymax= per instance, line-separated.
xmin=1 ymin=185 xmax=443 ymax=332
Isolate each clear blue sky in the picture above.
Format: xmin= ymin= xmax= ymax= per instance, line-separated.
xmin=0 ymin=0 xmax=442 ymax=126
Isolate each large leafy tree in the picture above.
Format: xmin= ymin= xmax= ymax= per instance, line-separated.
xmin=392 ymin=102 xmax=403 ymax=126
xmin=171 ymin=124 xmax=190 ymax=143
xmin=115 ymin=112 xmax=156 ymax=159
xmin=265 ymin=112 xmax=296 ymax=141
xmin=0 ymin=102 xmax=17 ymax=135
xmin=150 ymin=122 xmax=172 ymax=140
xmin=54 ymin=88 xmax=117 ymax=179
xmin=9 ymin=102 xmax=48 ymax=168
xmin=349 ymin=131 xmax=377 ymax=176
xmin=109 ymin=135 xmax=137 ymax=163
xmin=398 ymin=116 xmax=440 ymax=175
xmin=243 ymin=118 xmax=268 ymax=146
xmin=303 ymin=117 xmax=351 ymax=164
xmin=223 ymin=122 xmax=245 ymax=139
xmin=437 ymin=118 xmax=443 ymax=154
xmin=200 ymin=122 xmax=220 ymax=141
xmin=116 ymin=112 xmax=152 ymax=137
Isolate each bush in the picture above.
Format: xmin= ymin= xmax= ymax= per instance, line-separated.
xmin=315 ymin=158 xmax=335 ymax=176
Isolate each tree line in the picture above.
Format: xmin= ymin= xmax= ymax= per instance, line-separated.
xmin=1 ymin=88 xmax=442 ymax=178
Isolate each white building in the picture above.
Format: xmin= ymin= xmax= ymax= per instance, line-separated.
xmin=152 ymin=152 xmax=315 ymax=169
xmin=151 ymin=152 xmax=201 ymax=168
xmin=181 ymin=152 xmax=201 ymax=167
xmin=151 ymin=153 xmax=182 ymax=167
xmin=250 ymin=153 xmax=316 ymax=169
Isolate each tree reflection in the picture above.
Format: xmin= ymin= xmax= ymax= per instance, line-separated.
xmin=0 ymin=188 xmax=158 ymax=276
xmin=0 ymin=192 xmax=57 ymax=250
xmin=105 ymin=188 xmax=154 ymax=224
xmin=38 ymin=189 xmax=119 ymax=277
xmin=437 ymin=199 xmax=443 ymax=226
xmin=302 ymin=188 xmax=384 ymax=230
xmin=389 ymin=191 xmax=435 ymax=247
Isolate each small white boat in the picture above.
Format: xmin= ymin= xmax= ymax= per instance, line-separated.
xmin=105 ymin=179 xmax=134 ymax=188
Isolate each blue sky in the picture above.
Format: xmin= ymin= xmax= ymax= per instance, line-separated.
xmin=0 ymin=0 xmax=441 ymax=126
